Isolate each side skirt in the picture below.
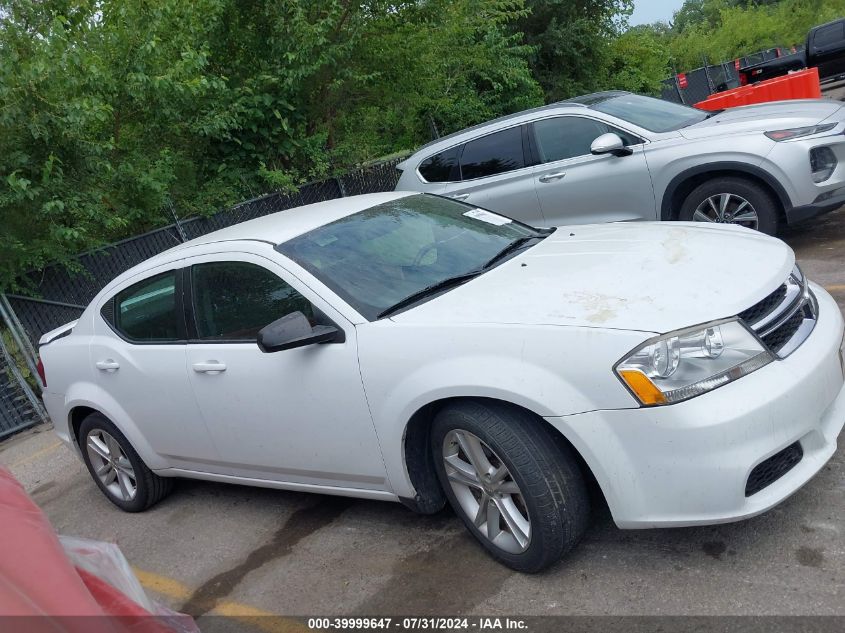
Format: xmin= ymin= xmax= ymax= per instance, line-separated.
xmin=153 ymin=467 xmax=401 ymax=502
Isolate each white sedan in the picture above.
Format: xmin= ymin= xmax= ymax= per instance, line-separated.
xmin=38 ymin=192 xmax=845 ymax=572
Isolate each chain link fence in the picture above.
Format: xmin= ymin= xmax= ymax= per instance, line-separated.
xmin=0 ymin=325 xmax=47 ymax=440
xmin=0 ymin=155 xmax=406 ymax=439
xmin=659 ymin=48 xmax=791 ymax=105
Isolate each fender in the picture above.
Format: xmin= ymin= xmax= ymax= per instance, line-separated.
xmin=370 ymin=355 xmax=625 ymax=500
xmin=64 ymin=382 xmax=169 ymax=471
xmin=660 ymin=161 xmax=792 ymax=220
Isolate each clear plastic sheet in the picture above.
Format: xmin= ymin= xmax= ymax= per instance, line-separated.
xmin=60 ymin=536 xmax=200 ymax=633
xmin=0 ymin=467 xmax=199 ymax=633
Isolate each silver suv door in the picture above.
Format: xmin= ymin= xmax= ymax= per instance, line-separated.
xmin=530 ymin=115 xmax=657 ymax=226
xmin=441 ymin=124 xmax=545 ymax=225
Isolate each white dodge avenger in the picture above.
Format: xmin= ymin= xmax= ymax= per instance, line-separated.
xmin=38 ymin=192 xmax=845 ymax=572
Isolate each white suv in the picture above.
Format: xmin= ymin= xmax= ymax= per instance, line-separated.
xmin=396 ymin=91 xmax=845 ymax=235
xmin=38 ymin=192 xmax=845 ymax=572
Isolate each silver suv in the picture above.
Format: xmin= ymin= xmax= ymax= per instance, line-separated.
xmin=395 ymin=91 xmax=845 ymax=235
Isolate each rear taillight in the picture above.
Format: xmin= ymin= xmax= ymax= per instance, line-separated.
xmin=36 ymin=357 xmax=46 ymax=388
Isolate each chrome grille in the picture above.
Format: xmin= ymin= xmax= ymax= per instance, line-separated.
xmin=739 ymin=268 xmax=817 ymax=358
xmin=738 ymin=285 xmax=786 ymax=325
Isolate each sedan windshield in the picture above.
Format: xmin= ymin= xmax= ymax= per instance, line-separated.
xmin=591 ymin=94 xmax=709 ymax=132
xmin=277 ymin=194 xmax=546 ymax=320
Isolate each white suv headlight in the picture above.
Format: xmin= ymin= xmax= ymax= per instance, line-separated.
xmin=615 ymin=319 xmax=774 ymax=406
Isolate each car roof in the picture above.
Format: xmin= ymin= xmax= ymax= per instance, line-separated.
xmin=119 ymin=190 xmax=415 ymax=280
xmin=181 ymin=191 xmax=414 ymax=249
xmin=93 ymin=191 xmax=420 ymax=304
xmin=405 ymin=91 xmax=631 ymax=159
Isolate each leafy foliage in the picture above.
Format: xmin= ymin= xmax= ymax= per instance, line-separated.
xmin=2 ymin=0 xmax=844 ymax=289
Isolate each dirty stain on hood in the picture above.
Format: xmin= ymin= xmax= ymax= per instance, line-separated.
xmin=392 ymin=222 xmax=794 ymax=333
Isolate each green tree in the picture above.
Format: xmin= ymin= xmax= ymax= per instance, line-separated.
xmin=514 ymin=0 xmax=634 ymax=100
xmin=0 ymin=0 xmax=541 ymax=289
xmin=0 ymin=0 xmax=229 ymax=290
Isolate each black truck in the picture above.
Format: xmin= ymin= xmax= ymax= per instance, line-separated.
xmin=739 ymin=18 xmax=845 ymax=85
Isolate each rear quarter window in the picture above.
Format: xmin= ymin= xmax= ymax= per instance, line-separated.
xmin=418 ymin=146 xmax=460 ymax=183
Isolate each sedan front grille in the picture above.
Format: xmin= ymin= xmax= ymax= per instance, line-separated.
xmin=738 ymin=270 xmax=817 ymax=358
xmin=761 ymin=309 xmax=805 ymax=353
xmin=738 ymin=284 xmax=786 ymax=325
xmin=745 ymin=441 xmax=803 ymax=496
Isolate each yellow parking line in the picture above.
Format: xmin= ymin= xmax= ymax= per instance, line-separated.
xmin=6 ymin=440 xmax=61 ymax=469
xmin=133 ymin=567 xmax=309 ymax=633
xmin=132 ymin=567 xmax=191 ymax=601
xmin=214 ymin=603 xmax=311 ymax=633
xmin=825 ymin=284 xmax=845 ymax=292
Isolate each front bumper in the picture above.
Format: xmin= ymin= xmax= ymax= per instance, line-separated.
xmin=787 ymin=189 xmax=845 ymax=224
xmin=547 ymin=282 xmax=845 ymax=528
xmin=765 ymin=131 xmax=845 ymax=224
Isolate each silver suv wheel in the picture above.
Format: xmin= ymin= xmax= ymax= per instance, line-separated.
xmin=692 ymin=193 xmax=759 ymax=230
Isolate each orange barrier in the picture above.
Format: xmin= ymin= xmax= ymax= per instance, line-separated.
xmin=695 ymin=67 xmax=821 ymax=111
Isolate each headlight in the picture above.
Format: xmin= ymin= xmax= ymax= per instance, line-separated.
xmin=765 ymin=123 xmax=837 ymax=141
xmin=615 ymin=319 xmax=773 ymax=406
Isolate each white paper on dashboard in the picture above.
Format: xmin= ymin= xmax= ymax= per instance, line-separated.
xmin=463 ymin=209 xmax=512 ymax=226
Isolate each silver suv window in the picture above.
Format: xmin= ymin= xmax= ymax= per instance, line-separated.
xmin=590 ymin=94 xmax=707 ymax=132
xmin=418 ymin=146 xmax=460 ymax=183
xmin=459 ymin=126 xmax=525 ymax=180
xmin=532 ymin=117 xmax=642 ymax=162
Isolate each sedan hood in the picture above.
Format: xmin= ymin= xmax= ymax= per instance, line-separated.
xmin=680 ymin=99 xmax=843 ymax=140
xmin=392 ymin=223 xmax=794 ymax=333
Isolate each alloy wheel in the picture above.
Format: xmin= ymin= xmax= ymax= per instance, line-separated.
xmin=442 ymin=429 xmax=531 ymax=554
xmin=692 ymin=193 xmax=759 ymax=230
xmin=86 ymin=429 xmax=137 ymax=502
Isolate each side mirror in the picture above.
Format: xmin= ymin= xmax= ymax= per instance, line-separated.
xmin=590 ymin=133 xmax=633 ymax=157
xmin=257 ymin=311 xmax=342 ymax=353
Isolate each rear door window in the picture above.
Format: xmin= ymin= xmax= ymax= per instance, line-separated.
xmin=113 ymin=271 xmax=181 ymax=342
xmin=459 ymin=126 xmax=525 ymax=180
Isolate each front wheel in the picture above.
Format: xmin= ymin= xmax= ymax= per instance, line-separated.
xmin=431 ymin=401 xmax=589 ymax=572
xmin=678 ymin=177 xmax=780 ymax=235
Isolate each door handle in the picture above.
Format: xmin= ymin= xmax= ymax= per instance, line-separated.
xmin=95 ymin=360 xmax=120 ymax=372
xmin=192 ymin=361 xmax=227 ymax=374
xmin=538 ymin=172 xmax=566 ymax=183
xmin=450 ymin=193 xmax=470 ymax=201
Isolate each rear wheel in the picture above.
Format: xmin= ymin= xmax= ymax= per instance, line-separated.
xmin=79 ymin=413 xmax=173 ymax=512
xmin=430 ymin=401 xmax=589 ymax=572
xmin=679 ymin=177 xmax=780 ymax=235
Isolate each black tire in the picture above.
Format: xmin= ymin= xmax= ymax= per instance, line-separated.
xmin=430 ymin=401 xmax=589 ymax=573
xmin=78 ymin=412 xmax=173 ymax=512
xmin=678 ymin=176 xmax=780 ymax=235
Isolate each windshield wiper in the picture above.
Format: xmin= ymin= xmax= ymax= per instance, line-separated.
xmin=481 ymin=235 xmax=543 ymax=270
xmin=377 ymin=270 xmax=485 ymax=319
xmin=376 ymin=233 xmax=548 ymax=319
